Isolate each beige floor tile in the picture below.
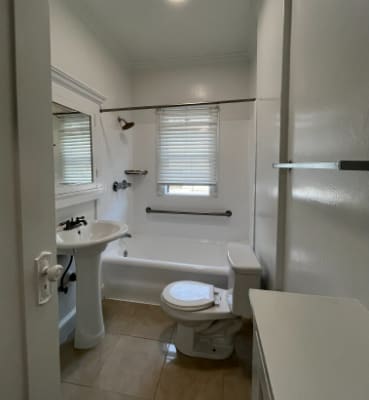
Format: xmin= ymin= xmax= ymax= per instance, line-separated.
xmin=130 ymin=303 xmax=175 ymax=342
xmin=234 ymin=320 xmax=253 ymax=364
xmin=223 ymin=366 xmax=252 ymax=400
xmin=103 ymin=300 xmax=137 ymax=336
xmin=103 ymin=300 xmax=175 ymax=342
xmin=61 ymin=302 xmax=251 ymax=400
xmin=155 ymin=347 xmax=224 ymax=400
xmin=62 ymin=382 xmax=145 ymax=400
xmin=95 ymin=335 xmax=166 ymax=399
xmin=61 ymin=334 xmax=120 ymax=386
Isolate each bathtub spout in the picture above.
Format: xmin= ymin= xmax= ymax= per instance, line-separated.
xmin=122 ymin=233 xmax=132 ymax=238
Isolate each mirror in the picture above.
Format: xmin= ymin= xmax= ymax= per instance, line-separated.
xmin=52 ymin=102 xmax=93 ymax=187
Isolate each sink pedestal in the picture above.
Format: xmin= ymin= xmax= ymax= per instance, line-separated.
xmin=56 ymin=220 xmax=129 ymax=349
xmin=74 ymin=247 xmax=105 ymax=349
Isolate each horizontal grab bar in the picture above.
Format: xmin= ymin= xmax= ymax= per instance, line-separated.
xmin=145 ymin=207 xmax=232 ymax=217
xmin=272 ymin=160 xmax=369 ymax=171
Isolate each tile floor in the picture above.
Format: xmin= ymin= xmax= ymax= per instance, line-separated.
xmin=60 ymin=299 xmax=253 ymax=400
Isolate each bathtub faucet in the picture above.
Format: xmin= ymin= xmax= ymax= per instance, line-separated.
xmin=122 ymin=233 xmax=132 ymax=238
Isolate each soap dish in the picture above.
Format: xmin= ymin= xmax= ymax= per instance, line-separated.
xmin=124 ymin=169 xmax=148 ymax=176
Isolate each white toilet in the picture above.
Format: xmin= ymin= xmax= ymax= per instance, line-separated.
xmin=160 ymin=242 xmax=261 ymax=360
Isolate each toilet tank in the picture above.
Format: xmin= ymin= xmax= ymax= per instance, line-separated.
xmin=227 ymin=242 xmax=261 ymax=318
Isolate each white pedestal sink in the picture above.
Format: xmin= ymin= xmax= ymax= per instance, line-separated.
xmin=56 ymin=220 xmax=128 ymax=349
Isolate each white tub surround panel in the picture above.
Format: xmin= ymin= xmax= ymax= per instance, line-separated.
xmin=131 ymin=62 xmax=255 ymax=242
xmin=250 ymin=290 xmax=369 ymax=400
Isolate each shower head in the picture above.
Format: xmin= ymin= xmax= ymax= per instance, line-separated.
xmin=118 ymin=117 xmax=135 ymax=130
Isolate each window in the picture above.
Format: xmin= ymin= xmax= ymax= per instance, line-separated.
xmin=157 ymin=105 xmax=219 ymax=196
xmin=53 ymin=103 xmax=93 ymax=186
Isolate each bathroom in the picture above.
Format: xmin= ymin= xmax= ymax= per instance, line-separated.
xmin=1 ymin=0 xmax=369 ymax=399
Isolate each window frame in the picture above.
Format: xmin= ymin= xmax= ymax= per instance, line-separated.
xmin=156 ymin=105 xmax=220 ymax=198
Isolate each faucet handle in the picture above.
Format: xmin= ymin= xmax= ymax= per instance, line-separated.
xmin=58 ymin=219 xmax=70 ymax=227
xmin=75 ymin=216 xmax=88 ymax=225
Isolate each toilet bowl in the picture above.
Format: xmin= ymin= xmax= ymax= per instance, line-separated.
xmin=160 ymin=243 xmax=261 ymax=360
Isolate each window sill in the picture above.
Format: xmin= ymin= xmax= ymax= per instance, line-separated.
xmin=55 ymin=183 xmax=104 ymax=210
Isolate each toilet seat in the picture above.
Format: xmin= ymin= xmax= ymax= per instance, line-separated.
xmin=161 ymin=281 xmax=215 ymax=311
xmin=161 ymin=284 xmax=234 ymax=322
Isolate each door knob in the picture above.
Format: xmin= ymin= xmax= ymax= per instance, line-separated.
xmin=42 ymin=264 xmax=63 ymax=282
xmin=36 ymin=251 xmax=63 ymax=305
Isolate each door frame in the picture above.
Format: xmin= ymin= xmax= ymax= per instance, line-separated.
xmin=11 ymin=0 xmax=62 ymax=398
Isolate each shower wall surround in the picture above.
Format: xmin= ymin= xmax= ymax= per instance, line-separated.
xmin=131 ymin=61 xmax=256 ymax=242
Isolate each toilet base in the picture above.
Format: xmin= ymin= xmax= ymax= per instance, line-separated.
xmin=174 ymin=318 xmax=243 ymax=360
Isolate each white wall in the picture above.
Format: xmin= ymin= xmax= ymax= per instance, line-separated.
xmin=48 ymin=0 xmax=133 ymax=329
xmin=0 ymin=1 xmax=26 ymax=397
xmin=284 ymin=0 xmax=369 ymax=307
xmin=254 ymin=0 xmax=285 ymax=288
xmin=131 ymin=61 xmax=255 ymax=241
xmin=49 ymin=0 xmax=133 ymax=223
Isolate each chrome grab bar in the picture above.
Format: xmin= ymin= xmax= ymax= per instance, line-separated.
xmin=145 ymin=207 xmax=232 ymax=217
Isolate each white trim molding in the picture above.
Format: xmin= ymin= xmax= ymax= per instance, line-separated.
xmin=55 ymin=184 xmax=104 ymax=210
xmin=51 ymin=66 xmax=106 ymax=210
xmin=51 ymin=65 xmax=107 ymax=105
xmin=130 ymin=51 xmax=250 ymax=70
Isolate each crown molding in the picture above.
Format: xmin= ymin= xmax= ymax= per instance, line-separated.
xmin=129 ymin=51 xmax=250 ymax=71
xmin=51 ymin=66 xmax=107 ymax=105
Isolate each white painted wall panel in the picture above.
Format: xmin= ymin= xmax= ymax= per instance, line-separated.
xmin=285 ymin=0 xmax=369 ymax=306
xmin=254 ymin=0 xmax=285 ymax=288
xmin=49 ymin=0 xmax=133 ymax=224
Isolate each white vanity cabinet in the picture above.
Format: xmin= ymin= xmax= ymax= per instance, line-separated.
xmin=250 ymin=289 xmax=369 ymax=400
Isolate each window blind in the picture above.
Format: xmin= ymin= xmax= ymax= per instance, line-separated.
xmin=57 ymin=114 xmax=93 ymax=184
xmin=157 ymin=105 xmax=219 ymax=186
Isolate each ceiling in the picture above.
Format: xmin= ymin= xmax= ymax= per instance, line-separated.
xmin=64 ymin=0 xmax=256 ymax=68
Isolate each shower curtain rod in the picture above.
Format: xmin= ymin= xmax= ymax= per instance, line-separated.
xmin=100 ymin=97 xmax=256 ymax=113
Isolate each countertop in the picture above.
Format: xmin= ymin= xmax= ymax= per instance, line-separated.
xmin=250 ymin=289 xmax=369 ymax=400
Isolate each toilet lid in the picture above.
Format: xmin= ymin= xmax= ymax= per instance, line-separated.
xmin=162 ymin=281 xmax=215 ymax=311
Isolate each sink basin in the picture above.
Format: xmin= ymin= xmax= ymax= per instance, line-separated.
xmin=56 ymin=220 xmax=128 ymax=349
xmin=56 ymin=220 xmax=128 ymax=253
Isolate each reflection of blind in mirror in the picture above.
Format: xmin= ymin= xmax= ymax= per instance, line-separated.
xmin=57 ymin=114 xmax=93 ymax=184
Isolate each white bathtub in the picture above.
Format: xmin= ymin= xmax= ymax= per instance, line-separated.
xmin=102 ymin=234 xmax=232 ymax=304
